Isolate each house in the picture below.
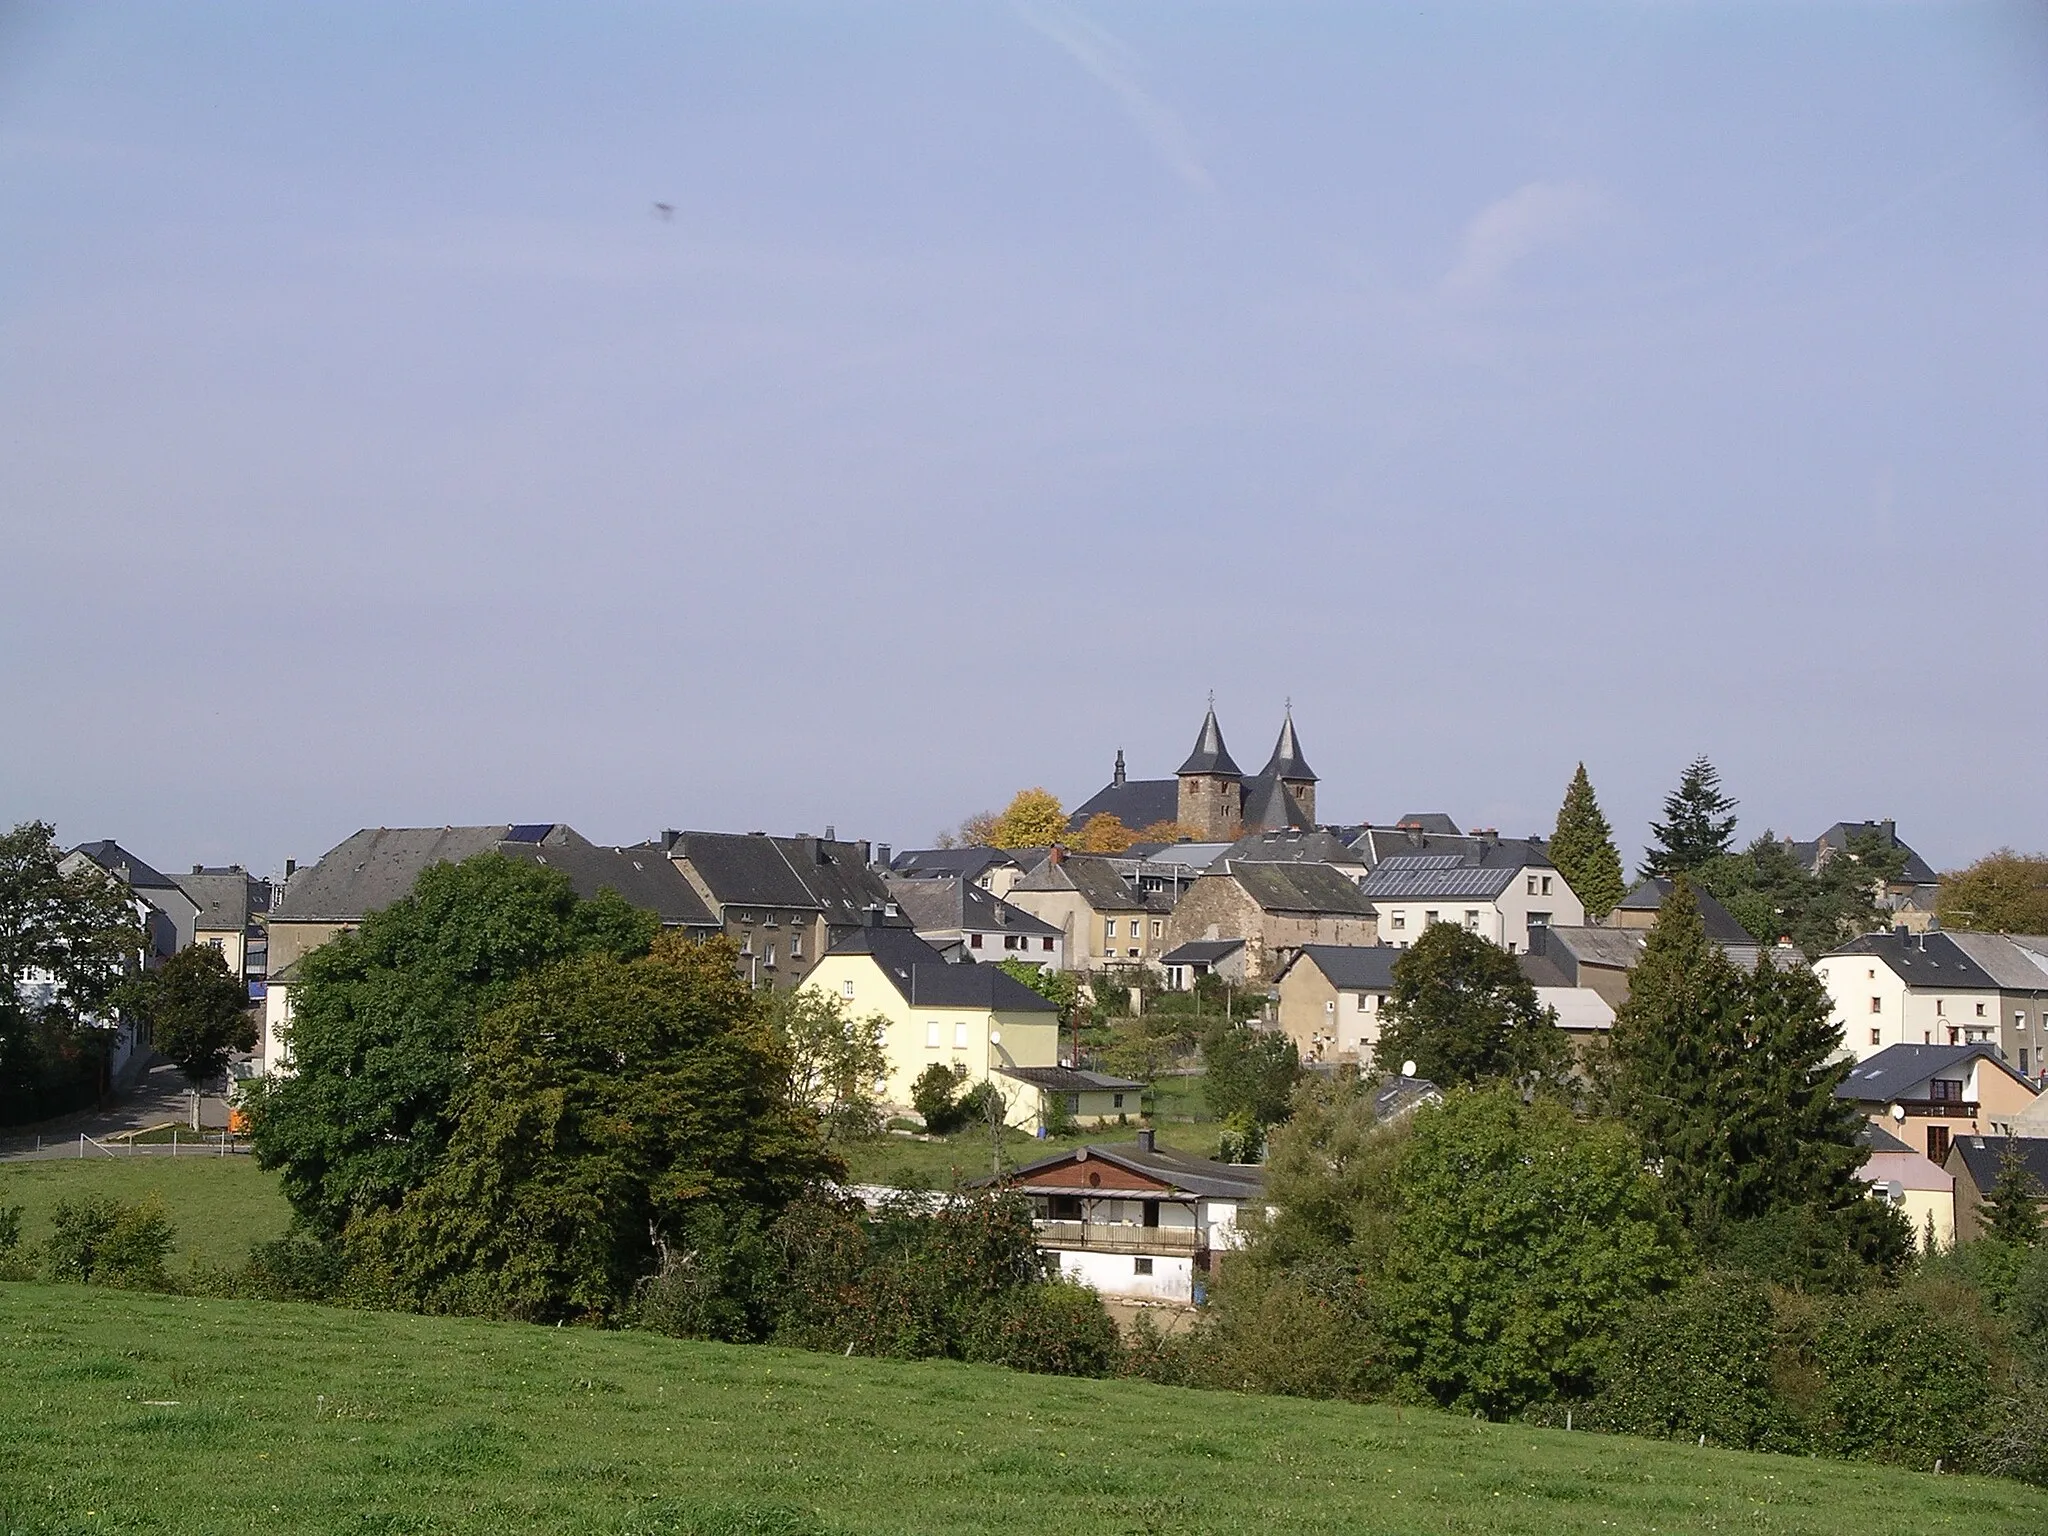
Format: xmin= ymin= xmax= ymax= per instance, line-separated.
xmin=1005 ymin=849 xmax=1170 ymax=970
xmin=993 ymin=1066 xmax=1147 ymax=1128
xmin=1860 ymin=1121 xmax=1955 ymax=1252
xmin=1273 ymin=944 xmax=1399 ymax=1065
xmin=1357 ymin=842 xmax=1585 ymax=955
xmin=1160 ymin=939 xmax=1247 ymax=992
xmin=659 ymin=829 xmax=904 ymax=990
xmin=62 ymin=840 xmax=198 ymax=962
xmin=1066 ymin=703 xmax=1320 ymax=844
xmin=883 ymin=875 xmax=1064 ymax=970
xmin=1609 ymin=879 xmax=1758 ymax=941
xmin=1784 ymin=820 xmax=1943 ymax=933
xmin=174 ymin=866 xmax=272 ymax=1000
xmin=1835 ymin=1042 xmax=2040 ymax=1166
xmin=1938 ymin=932 xmax=2048 ymax=1083
xmin=800 ymin=923 xmax=1061 ymax=1127
xmin=1519 ymin=925 xmax=1647 ymax=1011
xmin=1512 ymin=946 xmax=1620 ymax=1044
xmin=882 ymin=845 xmax=1036 ymax=899
xmin=1163 ymin=861 xmax=1379 ymax=984
xmin=1814 ymin=930 xmax=2006 ymax=1062
xmin=993 ymin=1129 xmax=1264 ymax=1303
xmin=1943 ymin=1134 xmax=2048 ymax=1244
xmin=263 ymin=824 xmax=718 ymax=1072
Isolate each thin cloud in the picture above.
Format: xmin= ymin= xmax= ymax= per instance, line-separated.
xmin=1441 ymin=180 xmax=1605 ymax=298
xmin=1014 ymin=0 xmax=1215 ymax=194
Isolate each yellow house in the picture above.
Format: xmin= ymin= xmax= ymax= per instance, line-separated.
xmin=802 ymin=925 xmax=1062 ymax=1131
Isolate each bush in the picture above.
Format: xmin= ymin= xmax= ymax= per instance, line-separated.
xmin=911 ymin=1062 xmax=966 ymax=1134
xmin=962 ymin=1281 xmax=1120 ymax=1377
xmin=2011 ymin=1246 xmax=2048 ymax=1363
xmin=1194 ymin=1263 xmax=1392 ymax=1401
xmin=43 ymin=1194 xmax=175 ymax=1287
xmin=240 ymin=1230 xmax=350 ymax=1303
xmin=1705 ymin=1203 xmax=1909 ymax=1294
xmin=1595 ymin=1273 xmax=1801 ymax=1451
xmin=634 ymin=1205 xmax=779 ymax=1343
xmin=1801 ymin=1288 xmax=1990 ymax=1468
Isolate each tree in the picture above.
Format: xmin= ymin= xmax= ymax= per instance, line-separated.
xmin=1136 ymin=820 xmax=1199 ymax=843
xmin=138 ymin=944 xmax=255 ymax=1094
xmin=1071 ymin=813 xmax=1136 ymax=854
xmin=1938 ymin=850 xmax=2048 ymax=935
xmin=0 ymin=821 xmax=146 ymax=1118
xmin=760 ymin=987 xmax=889 ymax=1142
xmin=345 ymin=934 xmax=830 ymax=1321
xmin=247 ymin=852 xmax=658 ymax=1234
xmin=1383 ymin=1088 xmax=1686 ymax=1416
xmin=1696 ymin=829 xmax=1907 ymax=959
xmin=911 ymin=1061 xmax=968 ymax=1133
xmin=1201 ymin=1020 xmax=1300 ymax=1131
xmin=1373 ymin=924 xmax=1568 ymax=1090
xmin=1982 ymin=1140 xmax=2043 ymax=1249
xmin=988 ymin=789 xmax=1067 ymax=850
xmin=1550 ymin=763 xmax=1627 ymax=919
xmin=1642 ymin=756 xmax=1738 ymax=878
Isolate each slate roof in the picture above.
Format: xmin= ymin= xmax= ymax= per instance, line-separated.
xmin=1859 ymin=1121 xmax=1913 ymax=1153
xmin=495 ymin=841 xmax=719 ymax=929
xmin=273 ymin=825 xmax=552 ymax=921
xmin=671 ymin=831 xmax=822 ymax=911
xmin=1287 ymin=944 xmax=1400 ymax=991
xmin=995 ymin=1066 xmax=1148 ymax=1094
xmin=1348 ymin=826 xmax=1551 ymax=872
xmin=1065 ymin=778 xmax=1180 ymax=835
xmin=888 ymin=847 xmax=1027 ymax=883
xmin=1137 ymin=843 xmax=1232 ymax=875
xmin=825 ymin=925 xmax=1056 ymax=1011
xmin=1177 ymin=706 xmax=1243 ymax=777
xmin=1161 ymin=938 xmax=1246 ymax=965
xmin=1618 ymin=879 xmax=1759 ymax=944
xmin=774 ymin=835 xmax=900 ymax=926
xmin=1942 ymin=932 xmax=2048 ymax=992
xmin=1372 ymin=1075 xmax=1444 ymax=1121
xmin=1946 ymin=1135 xmax=2048 ymax=1194
xmin=1787 ymin=821 xmax=1940 ymax=886
xmin=1223 ymin=830 xmax=1363 ymax=867
xmin=883 ymin=876 xmax=1059 ymax=938
xmin=1238 ymin=774 xmax=1315 ymax=833
xmin=1827 ymin=931 xmax=2002 ymax=991
xmin=1000 ymin=1139 xmax=1265 ymax=1201
xmin=1358 ymin=854 xmax=1519 ymax=902
xmin=1011 ymin=854 xmax=1156 ymax=912
xmin=1835 ymin=1042 xmax=2033 ymax=1104
xmin=175 ymin=870 xmax=263 ymax=933
xmin=1229 ymin=862 xmax=1378 ymax=916
xmin=1539 ymin=926 xmax=1649 ymax=969
xmin=1259 ymin=711 xmax=1315 ymax=784
xmin=69 ymin=841 xmax=181 ymax=892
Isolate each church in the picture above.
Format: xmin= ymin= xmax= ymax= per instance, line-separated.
xmin=1067 ymin=704 xmax=1319 ymax=842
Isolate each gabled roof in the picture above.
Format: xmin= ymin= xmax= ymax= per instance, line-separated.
xmin=1228 ymin=862 xmax=1378 ymax=916
xmin=175 ymin=870 xmax=264 ymax=933
xmin=772 ymin=835 xmax=900 ymax=926
xmin=273 ymin=825 xmax=558 ymax=921
xmin=1836 ymin=1042 xmax=2035 ymax=1104
xmin=825 ymin=924 xmax=1056 ymax=1011
xmin=1358 ymin=855 xmax=1518 ymax=902
xmin=496 ymin=842 xmax=719 ymax=929
xmin=1395 ymin=813 xmax=1461 ymax=835
xmin=69 ymin=840 xmax=180 ymax=891
xmin=671 ymin=831 xmax=822 ymax=911
xmin=1177 ymin=706 xmax=1243 ymax=778
xmin=1011 ymin=854 xmax=1154 ymax=912
xmin=1372 ymin=1074 xmax=1444 ymax=1121
xmin=1065 ymin=779 xmax=1180 ymax=835
xmin=1137 ymin=843 xmax=1232 ymax=875
xmin=1825 ymin=931 xmax=2002 ymax=990
xmin=887 ymin=847 xmax=1027 ymax=883
xmin=1942 ymin=932 xmax=2048 ymax=992
xmin=1946 ymin=1134 xmax=2048 ymax=1193
xmin=1539 ymin=926 xmax=1649 ymax=969
xmin=1161 ymin=938 xmax=1246 ymax=965
xmin=1286 ymin=944 xmax=1400 ymax=990
xmin=1618 ymin=879 xmax=1758 ymax=944
xmin=1000 ymin=1139 xmax=1265 ymax=1201
xmin=1789 ymin=821 xmax=1939 ymax=886
xmin=1224 ymin=829 xmax=1363 ymax=867
xmin=1348 ymin=826 xmax=1551 ymax=872
xmin=884 ymin=876 xmax=1059 ymax=938
xmin=996 ymin=1066 xmax=1147 ymax=1094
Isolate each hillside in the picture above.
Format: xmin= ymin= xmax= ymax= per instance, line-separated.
xmin=4 ymin=1283 xmax=2043 ymax=1535
xmin=0 ymin=1157 xmax=289 ymax=1273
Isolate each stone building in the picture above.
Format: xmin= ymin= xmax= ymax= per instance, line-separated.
xmin=1066 ymin=703 xmax=1322 ymax=843
xmin=1162 ymin=860 xmax=1378 ymax=984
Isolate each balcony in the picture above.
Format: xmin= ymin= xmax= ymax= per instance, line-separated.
xmin=1033 ymin=1221 xmax=1204 ymax=1255
xmin=1897 ymin=1099 xmax=1978 ymax=1118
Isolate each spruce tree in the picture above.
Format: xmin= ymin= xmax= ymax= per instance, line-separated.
xmin=1982 ymin=1140 xmax=2043 ymax=1248
xmin=1739 ymin=951 xmax=1868 ymax=1215
xmin=1641 ymin=755 xmax=1738 ymax=879
xmin=1549 ymin=763 xmax=1627 ymax=919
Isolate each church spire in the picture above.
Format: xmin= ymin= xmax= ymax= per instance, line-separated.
xmin=1263 ymin=702 xmax=1316 ymax=784
xmin=1112 ymin=748 xmax=1127 ymax=788
xmin=1177 ymin=701 xmax=1242 ymax=778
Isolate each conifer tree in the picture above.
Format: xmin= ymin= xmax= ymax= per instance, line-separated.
xmin=1739 ymin=951 xmax=1868 ymax=1214
xmin=1982 ymin=1140 xmax=2043 ymax=1249
xmin=1641 ymin=755 xmax=1738 ymax=879
xmin=1549 ymin=763 xmax=1626 ymax=919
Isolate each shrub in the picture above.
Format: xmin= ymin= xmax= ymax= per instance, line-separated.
xmin=240 ymin=1230 xmax=350 ymax=1303
xmin=1195 ymin=1263 xmax=1392 ymax=1401
xmin=962 ymin=1280 xmax=1119 ymax=1377
xmin=0 ymin=1204 xmax=26 ymax=1282
xmin=43 ymin=1194 xmax=175 ymax=1288
xmin=1801 ymin=1289 xmax=1990 ymax=1468
xmin=634 ymin=1205 xmax=779 ymax=1343
xmin=1595 ymin=1273 xmax=1801 ymax=1451
xmin=1705 ymin=1203 xmax=1908 ymax=1294
xmin=910 ymin=1062 xmax=966 ymax=1134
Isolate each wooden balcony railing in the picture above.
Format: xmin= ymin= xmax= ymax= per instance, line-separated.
xmin=1033 ymin=1221 xmax=1204 ymax=1255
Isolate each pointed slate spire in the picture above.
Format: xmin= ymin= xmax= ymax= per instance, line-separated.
xmin=1113 ymin=749 xmax=1127 ymax=788
xmin=1177 ymin=703 xmax=1243 ymax=777
xmin=1263 ymin=704 xmax=1316 ymax=784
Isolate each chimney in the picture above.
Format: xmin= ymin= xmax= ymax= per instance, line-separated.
xmin=1048 ymin=844 xmax=1066 ymax=866
xmin=1881 ymin=818 xmax=1896 ymax=846
xmin=1135 ymin=1127 xmax=1155 ymax=1153
xmin=284 ymin=858 xmax=296 ymax=879
xmin=876 ymin=842 xmax=892 ymax=868
xmin=1894 ymin=925 xmax=1910 ymax=941
xmin=193 ymin=864 xmax=204 ymax=874
xmin=825 ymin=824 xmax=836 ymax=842
xmin=866 ymin=904 xmax=884 ymax=928
xmin=661 ymin=829 xmax=681 ymax=854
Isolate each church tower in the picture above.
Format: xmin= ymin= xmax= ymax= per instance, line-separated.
xmin=1261 ymin=706 xmax=1318 ymax=825
xmin=1176 ymin=702 xmax=1244 ymax=840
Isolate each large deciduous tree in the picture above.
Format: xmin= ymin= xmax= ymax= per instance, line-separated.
xmin=760 ymin=986 xmax=890 ymax=1141
xmin=140 ymin=944 xmax=257 ymax=1092
xmin=1938 ymin=850 xmax=2048 ymax=935
xmin=1071 ymin=813 xmax=1136 ymax=853
xmin=1374 ymin=924 xmax=1568 ymax=1090
xmin=988 ymin=788 xmax=1067 ymax=850
xmin=247 ymin=853 xmax=657 ymax=1233
xmin=1200 ymin=1020 xmax=1301 ymax=1132
xmin=1642 ymin=756 xmax=1738 ymax=878
xmin=1549 ymin=763 xmax=1627 ymax=919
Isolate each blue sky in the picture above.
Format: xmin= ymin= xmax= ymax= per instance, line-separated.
xmin=2 ymin=2 xmax=2044 ymax=880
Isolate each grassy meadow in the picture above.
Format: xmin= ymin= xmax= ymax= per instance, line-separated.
xmin=7 ymin=1282 xmax=2046 ymax=1536
xmin=0 ymin=1157 xmax=290 ymax=1273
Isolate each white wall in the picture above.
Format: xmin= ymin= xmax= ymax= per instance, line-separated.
xmin=1053 ymin=1247 xmax=1194 ymax=1303
xmin=1372 ymin=866 xmax=1584 ymax=955
xmin=1815 ymin=955 xmax=2002 ymax=1061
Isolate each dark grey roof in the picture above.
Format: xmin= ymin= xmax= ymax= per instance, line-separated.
xmin=1372 ymin=1074 xmax=1443 ymax=1121
xmin=175 ymin=870 xmax=262 ymax=933
xmin=1935 ymin=933 xmax=2048 ymax=993
xmin=1827 ymin=931 xmax=2002 ymax=990
xmin=996 ymin=1066 xmax=1147 ymax=1094
xmin=1358 ymin=855 xmax=1517 ymax=902
xmin=1859 ymin=1121 xmax=1913 ymax=1153
xmin=883 ymin=876 xmax=1060 ymax=938
xmin=1947 ymin=1135 xmax=2048 ymax=1192
xmin=1395 ymin=813 xmax=1461 ymax=835
xmin=70 ymin=840 xmax=180 ymax=891
xmin=1540 ymin=926 xmax=1649 ymax=969
xmin=1259 ymin=711 xmax=1315 ymax=784
xmin=672 ymin=831 xmax=822 ymax=911
xmin=1618 ymin=879 xmax=1758 ymax=944
xmin=1348 ymin=826 xmax=1550 ymax=872
xmin=273 ymin=825 xmax=555 ymax=921
xmin=1287 ymin=944 xmax=1400 ymax=990
xmin=826 ymin=925 xmax=1057 ymax=1011
xmin=772 ymin=835 xmax=900 ymax=927
xmin=1228 ymin=862 xmax=1378 ymax=916
xmin=1177 ymin=706 xmax=1243 ymax=778
xmin=1000 ymin=1140 xmax=1265 ymax=1201
xmin=496 ymin=842 xmax=719 ymax=929
xmin=887 ymin=847 xmax=1026 ymax=883
xmin=1161 ymin=939 xmax=1246 ymax=965
xmin=1516 ymin=949 xmax=1576 ymax=988
xmin=1835 ymin=1042 xmax=2031 ymax=1104
xmin=1239 ymin=774 xmax=1314 ymax=833
xmin=1011 ymin=854 xmax=1155 ymax=912
xmin=1792 ymin=821 xmax=1939 ymax=886
xmin=1066 ymin=779 xmax=1180 ymax=835
xmin=1225 ymin=829 xmax=1363 ymax=867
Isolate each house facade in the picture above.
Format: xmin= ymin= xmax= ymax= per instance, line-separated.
xmin=1357 ymin=848 xmax=1584 ymax=954
xmin=1835 ymin=1042 xmax=2040 ymax=1166
xmin=883 ymin=875 xmax=1064 ymax=970
xmin=994 ymin=1066 xmax=1147 ymax=1128
xmin=174 ymin=867 xmax=271 ymax=1001
xmin=1273 ymin=944 xmax=1399 ymax=1067
xmin=1162 ymin=862 xmax=1378 ymax=984
xmin=1159 ymin=939 xmax=1247 ymax=992
xmin=1814 ymin=931 xmax=2006 ymax=1063
xmin=1004 ymin=850 xmax=1169 ymax=970
xmin=1860 ymin=1122 xmax=1955 ymax=1252
xmin=1944 ymin=1134 xmax=2048 ymax=1244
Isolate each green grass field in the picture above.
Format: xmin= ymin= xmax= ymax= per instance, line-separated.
xmin=0 ymin=1157 xmax=290 ymax=1273
xmin=838 ymin=1120 xmax=1221 ymax=1188
xmin=3 ymin=1283 xmax=2042 ymax=1535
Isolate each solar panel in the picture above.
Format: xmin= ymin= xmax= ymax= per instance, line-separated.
xmin=503 ymin=824 xmax=554 ymax=843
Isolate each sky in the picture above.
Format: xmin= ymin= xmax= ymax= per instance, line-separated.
xmin=2 ymin=1 xmax=2044 ymax=883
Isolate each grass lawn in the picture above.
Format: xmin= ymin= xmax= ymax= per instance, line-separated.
xmin=0 ymin=1157 xmax=289 ymax=1273
xmin=837 ymin=1120 xmax=1221 ymax=1189
xmin=2 ymin=1283 xmax=2042 ymax=1535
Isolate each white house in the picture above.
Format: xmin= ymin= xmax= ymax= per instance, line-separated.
xmin=1356 ymin=850 xmax=1585 ymax=954
xmin=1815 ymin=931 xmax=2006 ymax=1062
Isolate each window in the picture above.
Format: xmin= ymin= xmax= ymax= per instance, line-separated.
xmin=1128 ymin=947 xmax=1140 ymax=958
xmin=1930 ymin=1078 xmax=1964 ymax=1102
xmin=1527 ymin=876 xmax=1538 ymax=896
xmin=926 ymin=1021 xmax=940 ymax=1049
xmin=1871 ymin=1028 xmax=1882 ymax=1046
xmin=1041 ymin=937 xmax=1054 ymax=951
xmin=969 ymin=933 xmax=983 ymax=948
xmin=1927 ymin=1125 xmax=1951 ymax=1164
xmin=1424 ymin=910 xmax=1439 ymax=926
xmin=1464 ymin=911 xmax=1480 ymax=931
xmin=764 ymin=943 xmax=776 ymax=967
xmin=1105 ymin=920 xmax=1118 ymax=941
xmin=1133 ymin=1257 xmax=1153 ymax=1276
xmin=954 ymin=1022 xmax=969 ymax=1048
xmin=1048 ymin=1194 xmax=1082 ymax=1220
xmin=1142 ymin=1201 xmax=1160 ymax=1228
xmin=206 ymin=937 xmax=226 ymax=951
xmin=1390 ymin=912 xmax=1406 ymax=932
xmin=1150 ymin=920 xmax=1163 ymax=939
xmin=1541 ymin=876 xmax=1552 ymax=896
xmin=2018 ymin=1012 xmax=2029 ymax=1031
xmin=1112 ymin=1092 xmax=1125 ymax=1109
xmin=1870 ymin=997 xmax=1882 ymax=1014
xmin=1004 ymin=935 xmax=1020 ymax=950
xmin=1936 ymin=999 xmax=1945 ymax=1016
xmin=1975 ymin=1002 xmax=1986 ymax=1017
xmin=841 ymin=980 xmax=854 ymax=1000
xmin=1528 ymin=912 xmax=1551 ymax=930
xmin=2023 ymin=1049 xmax=2031 ymax=1074
xmin=790 ymin=933 xmax=802 ymax=960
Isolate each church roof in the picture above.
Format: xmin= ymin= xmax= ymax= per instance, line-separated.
xmin=1066 ymin=778 xmax=1179 ymax=834
xmin=1177 ymin=706 xmax=1243 ymax=778
xmin=1259 ymin=711 xmax=1315 ymax=784
xmin=1239 ymin=774 xmax=1314 ymax=832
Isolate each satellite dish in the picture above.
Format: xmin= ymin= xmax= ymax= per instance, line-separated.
xmin=989 ymin=1030 xmax=1001 ymax=1046
xmin=1886 ymin=1180 xmax=1906 ymax=1203
xmin=1401 ymin=1060 xmax=1418 ymax=1079
xmin=1889 ymin=1103 xmax=1906 ymax=1123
